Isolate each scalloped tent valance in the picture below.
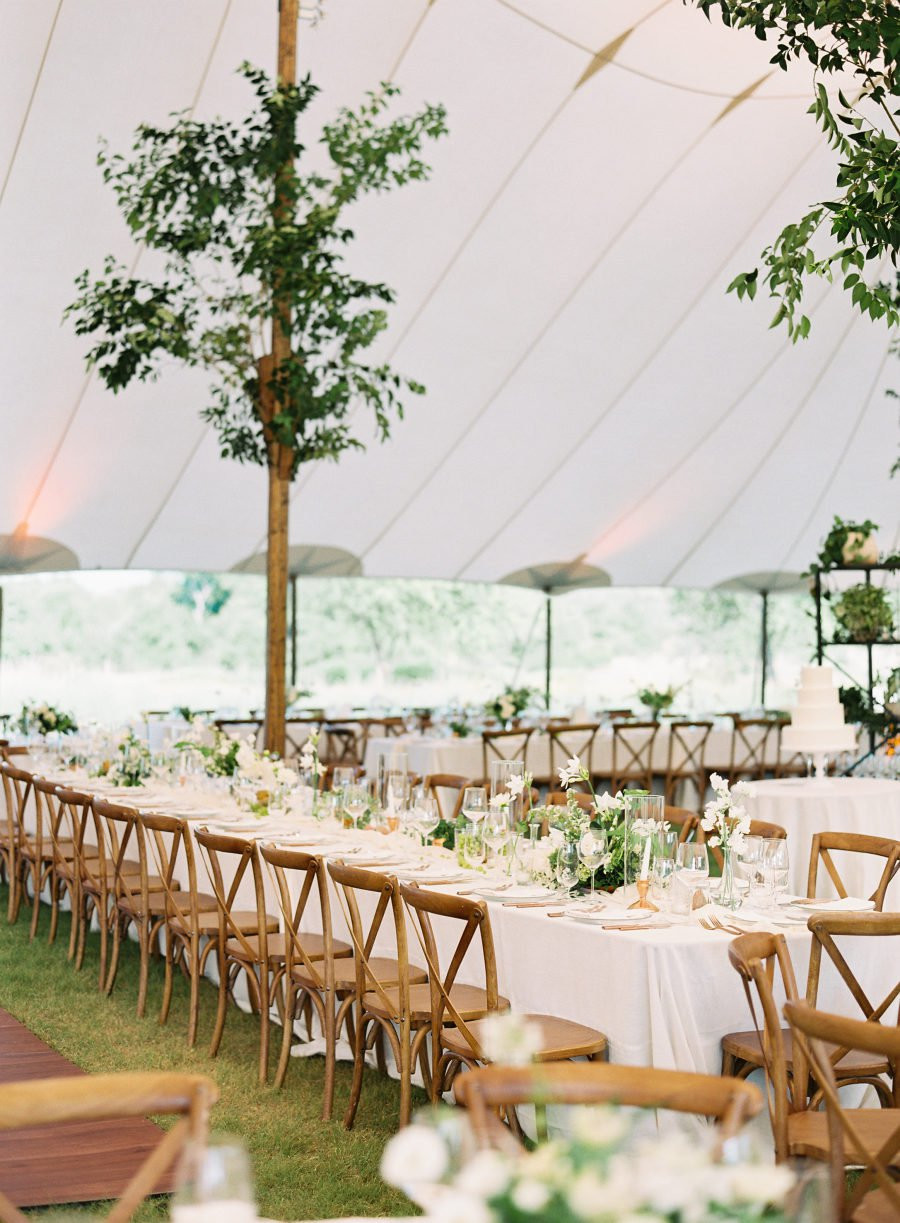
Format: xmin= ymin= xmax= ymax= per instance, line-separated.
xmin=1 ymin=0 xmax=896 ymax=587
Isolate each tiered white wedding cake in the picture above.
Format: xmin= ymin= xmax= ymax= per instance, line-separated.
xmin=782 ymin=664 xmax=856 ymax=756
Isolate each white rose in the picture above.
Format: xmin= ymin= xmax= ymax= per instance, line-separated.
xmin=455 ymin=1149 xmax=511 ymax=1199
xmin=570 ymin=1105 xmax=629 ymax=1148
xmin=510 ymin=1178 xmax=550 ymax=1213
xmin=277 ymin=766 xmax=298 ymax=787
xmin=726 ymin=1161 xmax=794 ymax=1205
xmin=429 ymin=1191 xmax=492 ymax=1223
xmin=380 ymin=1124 xmax=449 ymax=1188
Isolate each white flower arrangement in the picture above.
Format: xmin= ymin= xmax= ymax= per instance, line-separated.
xmin=479 ymin=1013 xmax=543 ymax=1067
xmin=702 ymin=773 xmax=753 ymax=853
xmin=382 ymin=1107 xmax=796 ymax=1223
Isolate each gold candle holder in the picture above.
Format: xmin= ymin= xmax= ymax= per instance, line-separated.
xmin=628 ymin=878 xmax=659 ymax=911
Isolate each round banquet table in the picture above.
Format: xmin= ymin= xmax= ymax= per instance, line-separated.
xmin=745 ymin=777 xmax=900 ymax=900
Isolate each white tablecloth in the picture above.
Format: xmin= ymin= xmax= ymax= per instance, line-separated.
xmin=746 ymin=777 xmax=900 ymax=900
xmin=26 ymin=765 xmax=893 ymax=1077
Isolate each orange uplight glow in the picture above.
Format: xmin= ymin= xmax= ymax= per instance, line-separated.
xmin=583 ymin=501 xmax=673 ymax=568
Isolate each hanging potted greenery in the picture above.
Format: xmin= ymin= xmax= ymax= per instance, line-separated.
xmin=832 ymin=584 xmax=895 ymax=643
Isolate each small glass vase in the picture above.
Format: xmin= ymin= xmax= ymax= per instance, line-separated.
xmin=719 ymin=844 xmax=740 ymax=910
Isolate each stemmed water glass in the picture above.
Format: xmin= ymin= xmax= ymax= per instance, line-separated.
xmin=483 ymin=809 xmax=511 ymax=870
xmin=461 ymin=786 xmax=487 ymax=844
xmin=578 ymin=829 xmax=609 ymax=902
xmin=677 ymin=842 xmax=710 ymax=900
xmin=331 ymin=766 xmax=355 ymax=793
xmin=410 ymin=786 xmax=439 ymax=847
xmin=762 ymin=839 xmax=790 ymax=905
xmin=555 ymin=841 xmax=580 ymax=898
xmin=343 ymin=782 xmax=367 ymax=831
xmin=651 ymin=827 xmax=679 ymax=904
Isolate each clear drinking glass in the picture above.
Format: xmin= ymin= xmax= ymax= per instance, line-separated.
xmin=343 ymin=782 xmax=368 ymax=830
xmin=578 ymin=829 xmax=609 ymax=902
xmin=461 ymin=786 xmax=487 ymax=850
xmin=331 ymin=766 xmax=355 ymax=793
xmin=762 ymin=839 xmax=790 ymax=904
xmin=171 ymin=1135 xmax=256 ymax=1223
xmin=555 ymin=841 xmax=580 ymax=897
xmin=483 ymin=809 xmax=511 ymax=869
xmin=677 ymin=841 xmax=710 ymax=899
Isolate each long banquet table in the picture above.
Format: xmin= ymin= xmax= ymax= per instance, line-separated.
xmin=24 ymin=763 xmax=896 ymax=1077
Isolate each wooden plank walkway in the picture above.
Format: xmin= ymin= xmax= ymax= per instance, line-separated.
xmin=0 ymin=1006 xmax=175 ymax=1208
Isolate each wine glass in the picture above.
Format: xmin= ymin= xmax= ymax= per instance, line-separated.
xmin=461 ymin=786 xmax=487 ymax=847
xmin=331 ymin=766 xmax=355 ymax=793
xmin=555 ymin=841 xmax=580 ymax=897
xmin=578 ymin=829 xmax=609 ymax=902
xmin=762 ymin=839 xmax=790 ymax=905
xmin=483 ymin=809 xmax=511 ymax=870
xmin=411 ymin=787 xmax=439 ymax=847
xmin=343 ymin=782 xmax=367 ymax=831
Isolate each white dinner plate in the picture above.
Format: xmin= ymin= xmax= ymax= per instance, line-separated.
xmin=476 ymin=885 xmax=556 ymax=903
xmin=566 ymin=908 xmax=658 ymax=926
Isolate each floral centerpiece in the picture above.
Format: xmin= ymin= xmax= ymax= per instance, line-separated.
xmin=174 ymin=720 xmax=241 ymax=777
xmin=701 ymin=773 xmax=752 ymax=910
xmin=485 ymin=686 xmax=533 ymax=725
xmin=97 ymin=730 xmax=152 ymax=787
xmin=637 ymin=685 xmax=678 ymax=720
xmin=232 ymin=738 xmax=298 ymax=817
xmin=381 ymin=1106 xmax=796 ymax=1223
xmin=17 ymin=702 xmax=78 ymax=738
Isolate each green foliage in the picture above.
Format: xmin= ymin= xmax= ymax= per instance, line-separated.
xmin=172 ymin=573 xmax=232 ymax=619
xmin=692 ymin=1 xmax=900 ymax=339
xmin=66 ymin=65 xmax=447 ymax=475
xmin=809 ymin=514 xmax=879 ymax=574
xmin=832 ymin=582 xmax=895 ymax=641
xmin=16 ymin=702 xmax=77 ymax=736
xmin=839 ymin=682 xmax=892 ymax=734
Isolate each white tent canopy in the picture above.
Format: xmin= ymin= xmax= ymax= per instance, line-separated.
xmin=2 ymin=0 xmax=897 ymax=587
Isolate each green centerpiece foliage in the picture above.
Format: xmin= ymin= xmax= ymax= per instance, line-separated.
xmin=637 ymin=684 xmax=678 ymax=719
xmin=690 ymin=1 xmax=900 ymax=340
xmin=16 ymin=702 xmax=78 ymax=737
xmin=66 ymin=62 xmax=447 ymax=755
xmin=809 ymin=515 xmax=879 ymax=575
xmin=832 ymin=582 xmax=895 ymax=642
xmin=484 ymin=685 xmax=534 ymax=722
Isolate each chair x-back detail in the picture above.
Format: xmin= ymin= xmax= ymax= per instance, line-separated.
xmin=806 ymin=832 xmax=900 ymax=912
xmin=664 ymin=720 xmax=713 ymax=808
xmin=32 ymin=777 xmax=89 ymax=955
xmin=481 ymin=728 xmax=535 ymax=780
xmin=729 ymin=717 xmax=778 ymax=781
xmin=193 ymin=829 xmax=280 ymax=1084
xmin=55 ymin=785 xmax=118 ymax=982
xmin=1 ymin=762 xmax=38 ymax=931
xmin=327 ymin=861 xmax=428 ymax=1128
xmin=545 ymin=722 xmax=601 ymax=788
xmin=783 ymin=1002 xmax=900 ymax=1222
xmin=610 ymin=721 xmax=659 ymax=793
xmin=399 ymin=883 xmax=606 ymax=1116
xmin=260 ymin=845 xmax=351 ymax=1118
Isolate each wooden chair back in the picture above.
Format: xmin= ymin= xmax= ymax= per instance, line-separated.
xmin=546 ymin=790 xmax=594 ymax=813
xmin=398 ymin=882 xmax=499 ymax=1062
xmin=91 ymin=798 xmax=145 ymax=905
xmin=138 ymin=810 xmax=202 ymax=934
xmin=545 ymin=722 xmax=601 ymax=785
xmin=664 ymin=720 xmax=712 ymax=806
xmin=454 ymin=1062 xmax=763 ymax=1147
xmin=32 ymin=777 xmax=71 ymax=874
xmin=784 ymin=1001 xmax=900 ymax=1222
xmin=729 ymin=717 xmax=778 ymax=780
xmin=261 ymin=844 xmax=337 ymax=993
xmin=0 ymin=1070 xmax=218 ymax=1223
xmin=481 ymin=728 xmax=535 ymax=778
xmin=193 ymin=828 xmax=270 ymax=963
xmin=804 ymin=911 xmax=900 ymax=1090
xmin=423 ymin=773 xmax=470 ymax=822
xmin=727 ymin=931 xmax=803 ymax=1159
xmin=806 ymin=831 xmax=900 ymax=910
xmin=663 ymin=804 xmax=701 ymax=844
xmin=326 ymin=861 xmax=410 ymax=1017
xmin=610 ymin=721 xmax=659 ymax=792
xmin=284 ymin=717 xmax=323 ymax=762
xmin=1 ymin=761 xmax=35 ymax=855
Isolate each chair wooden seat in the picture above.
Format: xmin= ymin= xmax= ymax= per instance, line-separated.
xmin=784 ymin=1109 xmax=900 ymax=1162
xmin=221 ymin=920 xmax=282 ymax=959
xmin=20 ymin=837 xmax=77 ymax=862
xmin=853 ymin=1189 xmax=900 ymax=1223
xmin=292 ymin=953 xmax=422 ymax=992
xmin=225 ymin=930 xmax=351 ymax=962
xmin=115 ymin=887 xmax=184 ymax=918
xmin=363 ymin=981 xmax=509 ymax=1023
xmin=722 ymin=1027 xmax=889 ymax=1079
xmin=442 ymin=1013 xmax=607 ymax=1062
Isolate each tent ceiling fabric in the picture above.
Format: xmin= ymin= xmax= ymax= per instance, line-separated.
xmin=1 ymin=0 xmax=897 ymax=587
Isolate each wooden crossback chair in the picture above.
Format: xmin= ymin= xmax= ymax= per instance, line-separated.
xmin=704 ymin=818 xmax=786 ymax=871
xmin=321 ymin=721 xmax=366 ymax=767
xmin=423 ymin=773 xmax=470 ymax=823
xmin=481 ymin=727 xmax=535 ymax=780
xmin=284 ymin=716 xmax=323 ymax=761
xmin=454 ymin=1062 xmax=762 ymax=1150
xmin=259 ymin=845 xmax=351 ymax=1117
xmin=610 ymin=720 xmax=658 ymax=793
xmin=193 ymin=829 xmax=281 ymax=1084
xmin=806 ymin=832 xmax=900 ymax=911
xmin=723 ymin=932 xmax=899 ymax=1167
xmin=138 ymin=811 xmax=218 ymax=1047
xmin=544 ymin=722 xmax=601 ymax=788
xmin=663 ymin=804 xmax=702 ymax=844
xmin=326 ymin=862 xmax=428 ymax=1128
xmin=91 ymin=798 xmax=183 ymax=1018
xmin=55 ymin=784 xmax=120 ymax=984
xmin=0 ymin=759 xmax=20 ymax=924
xmin=729 ymin=716 xmax=779 ymax=781
xmin=0 ymin=1071 xmax=217 ymax=1223
xmin=663 ymin=720 xmax=712 ymax=808
xmin=32 ymin=776 xmax=88 ymax=955
xmin=398 ymin=884 xmax=607 ymax=1112
xmin=803 ymin=911 xmax=900 ymax=1106
xmin=0 ymin=761 xmax=39 ymax=932
xmin=784 ymin=1002 xmax=900 ymax=1223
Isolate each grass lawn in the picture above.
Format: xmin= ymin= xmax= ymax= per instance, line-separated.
xmin=0 ymin=884 xmax=424 ymax=1220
